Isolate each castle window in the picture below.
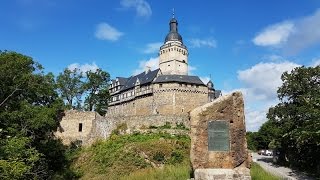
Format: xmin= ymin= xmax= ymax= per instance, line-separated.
xmin=78 ymin=123 xmax=83 ymax=132
xmin=196 ymin=85 xmax=199 ymax=88
xmin=168 ymin=64 xmax=170 ymax=66
xmin=181 ymin=108 xmax=184 ymax=112
xmin=159 ymin=84 xmax=162 ymax=88
xmin=133 ymin=102 xmax=135 ymax=107
xmin=179 ymin=83 xmax=182 ymax=87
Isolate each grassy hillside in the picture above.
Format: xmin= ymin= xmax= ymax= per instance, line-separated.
xmin=67 ymin=131 xmax=281 ymax=180
xmin=71 ymin=132 xmax=191 ymax=180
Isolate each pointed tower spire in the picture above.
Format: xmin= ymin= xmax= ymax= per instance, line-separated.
xmin=164 ymin=10 xmax=182 ymax=43
xmin=172 ymin=8 xmax=175 ymax=18
xmin=159 ymin=10 xmax=189 ymax=75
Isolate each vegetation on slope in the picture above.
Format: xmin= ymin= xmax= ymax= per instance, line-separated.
xmin=250 ymin=163 xmax=280 ymax=180
xmin=72 ymin=132 xmax=191 ymax=180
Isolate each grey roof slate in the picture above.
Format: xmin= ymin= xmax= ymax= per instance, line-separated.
xmin=165 ymin=18 xmax=183 ymax=43
xmin=153 ymin=75 xmax=205 ymax=85
xmin=117 ymin=77 xmax=128 ymax=86
xmin=120 ymin=69 xmax=160 ymax=91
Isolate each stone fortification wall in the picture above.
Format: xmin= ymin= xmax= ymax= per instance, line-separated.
xmin=56 ymin=110 xmax=190 ymax=146
xmin=107 ymin=82 xmax=208 ymax=117
xmin=55 ymin=110 xmax=96 ymax=145
xmin=91 ymin=114 xmax=190 ymax=140
xmin=153 ymin=83 xmax=208 ymax=115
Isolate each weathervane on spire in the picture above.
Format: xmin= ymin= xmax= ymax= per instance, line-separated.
xmin=172 ymin=8 xmax=175 ymax=18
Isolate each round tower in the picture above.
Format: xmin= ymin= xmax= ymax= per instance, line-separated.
xmin=159 ymin=15 xmax=188 ymax=75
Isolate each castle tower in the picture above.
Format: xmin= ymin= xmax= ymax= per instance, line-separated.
xmin=159 ymin=14 xmax=188 ymax=75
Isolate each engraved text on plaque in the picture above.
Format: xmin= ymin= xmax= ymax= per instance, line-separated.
xmin=208 ymin=120 xmax=230 ymax=151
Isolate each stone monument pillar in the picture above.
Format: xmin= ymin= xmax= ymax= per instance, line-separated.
xmin=190 ymin=92 xmax=251 ymax=180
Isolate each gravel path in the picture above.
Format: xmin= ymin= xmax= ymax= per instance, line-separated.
xmin=252 ymin=153 xmax=315 ymax=180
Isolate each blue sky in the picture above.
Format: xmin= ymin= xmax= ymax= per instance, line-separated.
xmin=1 ymin=0 xmax=320 ymax=131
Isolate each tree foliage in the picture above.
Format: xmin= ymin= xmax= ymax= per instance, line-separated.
xmin=56 ymin=67 xmax=110 ymax=115
xmin=267 ymin=66 xmax=320 ymax=174
xmin=83 ymin=69 xmax=110 ymax=114
xmin=56 ymin=68 xmax=84 ymax=109
xmin=246 ymin=120 xmax=281 ymax=151
xmin=0 ymin=51 xmax=69 ymax=179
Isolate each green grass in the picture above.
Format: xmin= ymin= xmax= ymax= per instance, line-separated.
xmin=120 ymin=163 xmax=191 ymax=180
xmin=251 ymin=162 xmax=280 ymax=180
xmin=72 ymin=132 xmax=191 ymax=180
xmin=71 ymin=131 xmax=282 ymax=180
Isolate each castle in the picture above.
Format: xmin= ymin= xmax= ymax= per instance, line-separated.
xmin=107 ymin=16 xmax=221 ymax=116
xmin=55 ymin=15 xmax=221 ymax=145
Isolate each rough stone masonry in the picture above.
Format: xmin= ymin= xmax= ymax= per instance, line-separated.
xmin=190 ymin=92 xmax=251 ymax=180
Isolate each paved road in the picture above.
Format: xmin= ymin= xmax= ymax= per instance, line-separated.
xmin=252 ymin=153 xmax=315 ymax=180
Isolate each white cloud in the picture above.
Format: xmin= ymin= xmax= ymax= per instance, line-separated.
xmin=253 ymin=21 xmax=295 ymax=46
xmin=68 ymin=62 xmax=99 ymax=73
xmin=189 ymin=38 xmax=217 ymax=48
xmin=245 ymin=109 xmax=268 ymax=132
xmin=188 ymin=65 xmax=197 ymax=75
xmin=120 ymin=0 xmax=152 ymax=18
xmin=253 ymin=9 xmax=320 ymax=54
xmin=264 ymin=54 xmax=283 ymax=62
xmin=238 ymin=61 xmax=300 ymax=100
xmin=310 ymin=59 xmax=320 ymax=67
xmin=133 ymin=57 xmax=158 ymax=75
xmin=95 ymin=23 xmax=123 ymax=41
xmin=285 ymin=9 xmax=320 ymax=54
xmin=223 ymin=60 xmax=301 ymax=131
xmin=143 ymin=42 xmax=162 ymax=54
xmin=200 ymin=76 xmax=210 ymax=84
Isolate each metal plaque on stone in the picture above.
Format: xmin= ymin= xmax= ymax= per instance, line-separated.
xmin=208 ymin=120 xmax=230 ymax=151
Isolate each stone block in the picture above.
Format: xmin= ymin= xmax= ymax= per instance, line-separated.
xmin=194 ymin=168 xmax=251 ymax=180
xmin=190 ymin=92 xmax=250 ymax=170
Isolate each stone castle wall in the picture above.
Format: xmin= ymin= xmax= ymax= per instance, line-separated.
xmin=54 ymin=110 xmax=96 ymax=145
xmin=108 ymin=82 xmax=208 ymax=117
xmin=95 ymin=114 xmax=190 ymax=139
xmin=55 ymin=83 xmax=210 ymax=146
xmin=55 ymin=111 xmax=190 ymax=146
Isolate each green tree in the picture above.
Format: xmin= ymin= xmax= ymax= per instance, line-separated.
xmin=267 ymin=66 xmax=320 ymax=174
xmin=246 ymin=131 xmax=259 ymax=151
xmin=0 ymin=51 xmax=68 ymax=179
xmin=95 ymin=88 xmax=110 ymax=116
xmin=83 ymin=69 xmax=110 ymax=115
xmin=56 ymin=68 xmax=84 ymax=109
xmin=256 ymin=120 xmax=281 ymax=150
xmin=247 ymin=120 xmax=281 ymax=151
